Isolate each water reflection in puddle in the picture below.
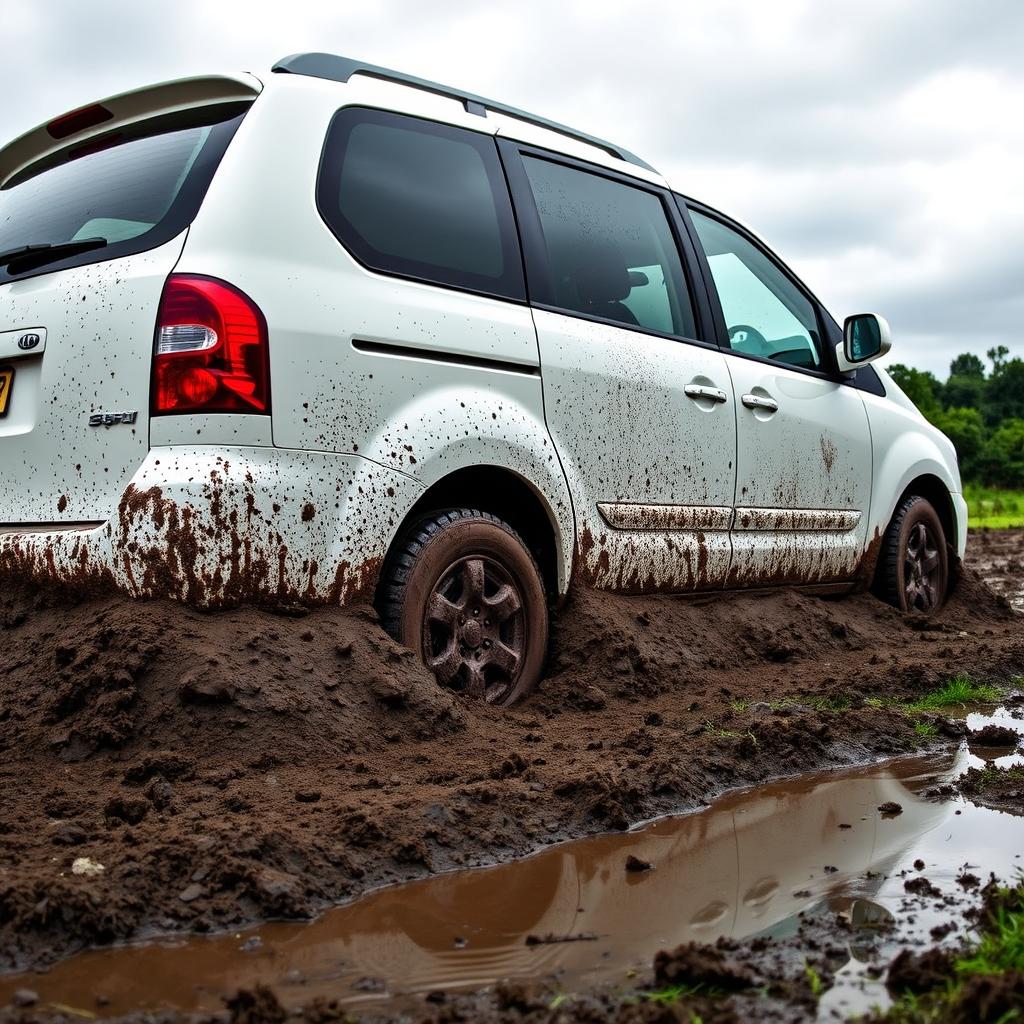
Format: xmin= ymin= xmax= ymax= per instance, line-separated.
xmin=2 ymin=711 xmax=1022 ymax=1018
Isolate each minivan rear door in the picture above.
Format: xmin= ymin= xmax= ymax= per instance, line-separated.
xmin=0 ymin=79 xmax=257 ymax=525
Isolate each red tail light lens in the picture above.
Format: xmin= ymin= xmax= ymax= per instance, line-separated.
xmin=152 ymin=276 xmax=270 ymax=415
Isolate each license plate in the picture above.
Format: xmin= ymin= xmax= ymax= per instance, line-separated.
xmin=0 ymin=367 xmax=13 ymax=417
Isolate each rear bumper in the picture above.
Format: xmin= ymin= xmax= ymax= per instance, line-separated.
xmin=0 ymin=445 xmax=423 ymax=607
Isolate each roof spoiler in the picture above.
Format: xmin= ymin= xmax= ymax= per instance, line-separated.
xmin=0 ymin=73 xmax=262 ymax=189
xmin=272 ymin=52 xmax=656 ymax=173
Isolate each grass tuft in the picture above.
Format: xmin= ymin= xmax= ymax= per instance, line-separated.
xmin=906 ymin=674 xmax=1002 ymax=712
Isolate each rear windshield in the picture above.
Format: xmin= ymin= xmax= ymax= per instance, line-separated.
xmin=0 ymin=103 xmax=248 ymax=284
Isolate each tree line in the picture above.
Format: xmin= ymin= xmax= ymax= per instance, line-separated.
xmin=887 ymin=347 xmax=1024 ymax=487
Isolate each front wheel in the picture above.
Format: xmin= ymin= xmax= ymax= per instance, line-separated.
xmin=875 ymin=495 xmax=949 ymax=615
xmin=378 ymin=509 xmax=548 ymax=706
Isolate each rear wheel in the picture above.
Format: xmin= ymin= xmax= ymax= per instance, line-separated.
xmin=875 ymin=495 xmax=949 ymax=614
xmin=379 ymin=509 xmax=548 ymax=705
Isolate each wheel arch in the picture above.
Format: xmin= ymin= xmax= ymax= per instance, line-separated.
xmin=379 ymin=464 xmax=571 ymax=603
xmin=895 ymin=473 xmax=957 ymax=556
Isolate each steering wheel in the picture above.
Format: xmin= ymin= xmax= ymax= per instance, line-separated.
xmin=728 ymin=323 xmax=771 ymax=357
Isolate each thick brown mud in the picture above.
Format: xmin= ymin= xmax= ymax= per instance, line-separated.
xmin=0 ymin=530 xmax=1022 ymax=1021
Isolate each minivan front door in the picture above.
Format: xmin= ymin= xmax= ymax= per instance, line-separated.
xmin=504 ymin=148 xmax=737 ymax=592
xmin=688 ymin=207 xmax=873 ymax=587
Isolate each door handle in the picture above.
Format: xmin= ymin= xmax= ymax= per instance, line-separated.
xmin=741 ymin=393 xmax=779 ymax=413
xmin=684 ymin=384 xmax=728 ymax=404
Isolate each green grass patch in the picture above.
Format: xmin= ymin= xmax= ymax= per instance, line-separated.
xmin=804 ymin=960 xmax=825 ymax=999
xmin=871 ymin=879 xmax=1024 ymax=1022
xmin=913 ymin=720 xmax=939 ymax=739
xmin=906 ymin=674 xmax=1002 ymax=712
xmin=964 ymin=483 xmax=1024 ymax=529
xmin=642 ymin=982 xmax=723 ymax=1005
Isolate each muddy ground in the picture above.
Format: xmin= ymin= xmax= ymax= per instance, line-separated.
xmin=0 ymin=530 xmax=1022 ymax=1021
xmin=969 ymin=527 xmax=1024 ymax=611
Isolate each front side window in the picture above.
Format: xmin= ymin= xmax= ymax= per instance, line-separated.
xmin=520 ymin=156 xmax=696 ymax=338
xmin=689 ymin=209 xmax=823 ymax=371
xmin=318 ymin=108 xmax=524 ymax=301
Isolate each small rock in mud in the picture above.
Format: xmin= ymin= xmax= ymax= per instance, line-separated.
xmin=70 ymin=856 xmax=105 ymax=877
xmin=968 ymin=724 xmax=1021 ymax=747
xmin=178 ymin=883 xmax=205 ymax=903
xmin=625 ymin=855 xmax=652 ymax=873
xmin=12 ymin=990 xmax=38 ymax=1008
xmin=654 ymin=941 xmax=756 ymax=991
xmin=878 ymin=801 xmax=903 ymax=817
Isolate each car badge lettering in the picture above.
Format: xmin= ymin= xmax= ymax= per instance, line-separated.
xmin=88 ymin=411 xmax=139 ymax=427
xmin=17 ymin=333 xmax=40 ymax=351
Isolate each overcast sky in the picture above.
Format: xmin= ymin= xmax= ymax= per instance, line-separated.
xmin=3 ymin=0 xmax=1021 ymax=377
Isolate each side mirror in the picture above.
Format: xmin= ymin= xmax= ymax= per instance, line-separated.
xmin=836 ymin=313 xmax=892 ymax=373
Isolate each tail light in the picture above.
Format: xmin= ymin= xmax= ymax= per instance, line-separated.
xmin=152 ymin=275 xmax=270 ymax=415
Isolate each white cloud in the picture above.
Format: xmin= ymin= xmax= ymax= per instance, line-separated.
xmin=0 ymin=0 xmax=1021 ymax=376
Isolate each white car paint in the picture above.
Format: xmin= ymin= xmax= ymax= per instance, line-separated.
xmin=0 ymin=58 xmax=966 ymax=608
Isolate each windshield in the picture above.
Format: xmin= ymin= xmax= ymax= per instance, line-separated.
xmin=0 ymin=103 xmax=248 ymax=283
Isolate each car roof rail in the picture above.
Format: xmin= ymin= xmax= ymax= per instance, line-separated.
xmin=271 ymin=52 xmax=657 ymax=173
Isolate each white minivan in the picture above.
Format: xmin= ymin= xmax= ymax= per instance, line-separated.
xmin=0 ymin=53 xmax=966 ymax=704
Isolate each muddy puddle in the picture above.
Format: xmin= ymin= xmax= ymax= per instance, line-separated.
xmin=2 ymin=708 xmax=1022 ymax=1020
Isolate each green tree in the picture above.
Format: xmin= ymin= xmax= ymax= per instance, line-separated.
xmin=984 ymin=357 xmax=1024 ymax=425
xmin=979 ymin=417 xmax=1024 ymax=488
xmin=949 ymin=353 xmax=986 ymax=379
xmin=988 ymin=345 xmax=1010 ymax=372
xmin=930 ymin=407 xmax=986 ymax=479
xmin=887 ymin=363 xmax=942 ymax=416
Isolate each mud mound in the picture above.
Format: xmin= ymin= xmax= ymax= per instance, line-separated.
xmin=541 ymin=566 xmax=1019 ymax=714
xmin=0 ymin=559 xmax=1021 ymax=974
xmin=0 ymin=594 xmax=464 ymax=764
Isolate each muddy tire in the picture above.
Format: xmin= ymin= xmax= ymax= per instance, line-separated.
xmin=379 ymin=509 xmax=548 ymax=706
xmin=875 ymin=495 xmax=949 ymax=615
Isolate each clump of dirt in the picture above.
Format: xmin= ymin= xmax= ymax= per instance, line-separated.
xmin=968 ymin=724 xmax=1021 ymax=748
xmin=0 ymin=559 xmax=1021 ymax=974
xmin=886 ymin=947 xmax=955 ymax=994
xmin=653 ymin=941 xmax=755 ymax=991
xmin=957 ymin=765 xmax=1024 ymax=815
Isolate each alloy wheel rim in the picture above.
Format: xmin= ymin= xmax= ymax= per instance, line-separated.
xmin=903 ymin=521 xmax=942 ymax=612
xmin=422 ymin=555 xmax=525 ymax=703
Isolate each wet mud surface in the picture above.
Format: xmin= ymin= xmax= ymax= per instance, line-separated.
xmin=970 ymin=527 xmax=1024 ymax=611
xmin=0 ymin=531 xmax=1022 ymax=1021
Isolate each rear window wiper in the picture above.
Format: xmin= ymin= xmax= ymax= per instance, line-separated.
xmin=0 ymin=236 xmax=108 ymax=272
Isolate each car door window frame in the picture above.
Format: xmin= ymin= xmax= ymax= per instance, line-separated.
xmin=498 ymin=140 xmax=720 ymax=349
xmin=675 ymin=196 xmax=845 ymax=382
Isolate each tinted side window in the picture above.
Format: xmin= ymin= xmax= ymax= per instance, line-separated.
xmin=318 ymin=108 xmax=524 ymax=301
xmin=519 ymin=156 xmax=696 ymax=338
xmin=690 ymin=210 xmax=823 ymax=371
